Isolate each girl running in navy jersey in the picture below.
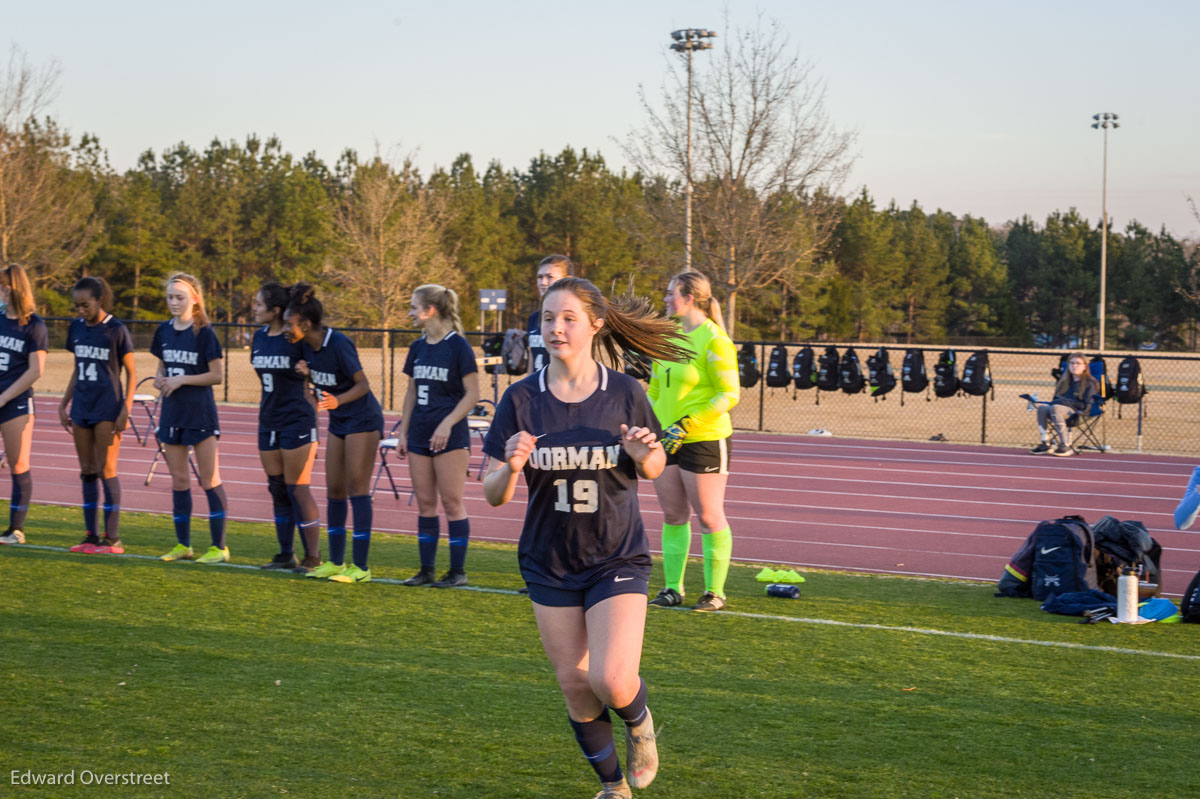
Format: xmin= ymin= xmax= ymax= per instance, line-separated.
xmin=399 ymin=284 xmax=481 ymax=588
xmin=483 ymin=277 xmax=690 ymax=799
xmin=286 ymin=283 xmax=384 ymax=584
xmin=252 ymin=283 xmax=322 ymax=573
xmin=152 ymin=273 xmax=228 ymax=565
xmin=0 ymin=265 xmax=48 ymax=546
xmin=58 ymin=276 xmax=136 ymax=554
xmin=527 ymin=255 xmax=573 ymax=373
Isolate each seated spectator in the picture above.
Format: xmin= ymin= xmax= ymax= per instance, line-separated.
xmin=1030 ymin=353 xmax=1099 ymax=457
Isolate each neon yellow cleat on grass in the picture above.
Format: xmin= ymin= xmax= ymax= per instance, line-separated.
xmin=305 ymin=561 xmax=346 ymax=579
xmin=161 ymin=544 xmax=195 ymax=562
xmin=329 ymin=565 xmax=371 ymax=583
xmin=196 ymin=546 xmax=230 ymax=564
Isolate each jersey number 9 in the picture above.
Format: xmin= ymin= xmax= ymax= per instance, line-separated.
xmin=262 ymin=373 xmax=274 ymax=393
xmin=553 ymin=478 xmax=598 ymax=514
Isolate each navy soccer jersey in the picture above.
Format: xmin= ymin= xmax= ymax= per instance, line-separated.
xmin=402 ymin=331 xmax=478 ymax=451
xmin=301 ymin=328 xmax=383 ymax=435
xmin=251 ymin=326 xmax=314 ymax=431
xmin=66 ymin=315 xmax=134 ymax=424
xmin=150 ymin=321 xmax=222 ymax=431
xmin=527 ymin=310 xmax=549 ymax=373
xmin=0 ymin=312 xmax=49 ymax=403
xmin=482 ymin=365 xmax=662 ymax=588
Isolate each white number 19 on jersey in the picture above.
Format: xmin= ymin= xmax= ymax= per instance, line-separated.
xmin=553 ymin=479 xmax=599 ymax=513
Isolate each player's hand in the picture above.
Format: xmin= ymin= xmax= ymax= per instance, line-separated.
xmin=59 ymin=405 xmax=72 ymax=432
xmin=153 ymin=375 xmax=168 ymax=392
xmin=160 ymin=375 xmax=185 ymax=397
xmin=429 ymin=420 xmax=452 ymax=453
xmin=295 ymin=359 xmax=310 ymax=378
xmin=621 ymin=424 xmax=661 ymax=464
xmin=661 ymin=419 xmax=688 ymax=455
xmin=116 ymin=407 xmax=130 ymax=432
xmin=317 ymin=392 xmax=339 ymax=412
xmin=505 ymin=431 xmax=537 ymax=473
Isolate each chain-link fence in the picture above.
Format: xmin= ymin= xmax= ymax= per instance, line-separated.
xmin=41 ymin=319 xmax=1196 ymax=455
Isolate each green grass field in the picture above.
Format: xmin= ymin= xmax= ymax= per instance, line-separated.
xmin=3 ymin=505 xmax=1198 ymax=798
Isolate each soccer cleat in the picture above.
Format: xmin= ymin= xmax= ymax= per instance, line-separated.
xmin=70 ymin=535 xmax=102 ymax=553
xmin=691 ymin=591 xmax=726 ymax=612
xmin=292 ymin=556 xmax=322 ymax=574
xmin=1052 ymin=445 xmax=1075 ymax=457
xmin=196 ymin=546 xmax=230 ymax=564
xmin=1030 ymin=443 xmax=1051 ymax=455
xmin=648 ymin=587 xmax=684 ymax=607
xmin=0 ymin=528 xmax=26 ymax=545
xmin=625 ymin=707 xmax=659 ymax=789
xmin=403 ymin=568 xmax=437 ymax=587
xmin=260 ymin=552 xmax=299 ymax=570
xmin=592 ymin=777 xmax=632 ymax=799
xmin=92 ymin=538 xmax=124 ymax=555
xmin=329 ymin=565 xmax=372 ymax=583
xmin=432 ymin=569 xmax=468 ymax=588
xmin=161 ymin=543 xmax=195 ymax=561
xmin=306 ymin=561 xmax=346 ymax=579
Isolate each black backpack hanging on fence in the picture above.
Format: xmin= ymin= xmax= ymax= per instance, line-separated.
xmin=816 ymin=347 xmax=840 ymax=392
xmin=839 ymin=348 xmax=865 ymax=394
xmin=737 ymin=342 xmax=760 ymax=388
xmin=867 ymin=347 xmax=896 ymax=400
xmin=933 ymin=349 xmax=959 ymax=398
xmin=792 ymin=346 xmax=816 ymax=391
xmin=482 ymin=333 xmax=504 ymax=374
xmin=1115 ymin=356 xmax=1145 ymax=404
xmin=959 ymin=350 xmax=993 ymax=397
xmin=1181 ymin=570 xmax=1200 ymax=623
xmin=501 ymin=329 xmax=529 ymax=375
xmin=765 ymin=344 xmax=791 ymax=388
xmin=901 ymin=349 xmax=928 ymax=394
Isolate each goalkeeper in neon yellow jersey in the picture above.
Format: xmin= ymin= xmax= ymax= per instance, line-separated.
xmin=646 ymin=271 xmax=739 ymax=612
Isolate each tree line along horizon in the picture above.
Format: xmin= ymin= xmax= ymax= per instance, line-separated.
xmin=6 ymin=129 xmax=1199 ymax=351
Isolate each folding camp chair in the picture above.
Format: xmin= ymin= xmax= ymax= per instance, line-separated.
xmin=141 ymin=383 xmax=201 ymax=485
xmin=372 ymin=417 xmax=408 ymax=500
xmin=467 ymin=400 xmax=496 ymax=481
xmin=1065 ymin=394 xmax=1107 ymax=453
xmin=128 ymin=377 xmax=160 ymax=446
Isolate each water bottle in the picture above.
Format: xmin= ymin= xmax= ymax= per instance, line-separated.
xmin=766 ymin=583 xmax=800 ymax=599
xmin=1116 ymin=565 xmax=1139 ymax=622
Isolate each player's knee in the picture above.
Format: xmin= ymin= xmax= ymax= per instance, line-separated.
xmin=697 ymin=510 xmax=726 ymax=532
xmin=589 ymin=671 xmax=635 ymax=708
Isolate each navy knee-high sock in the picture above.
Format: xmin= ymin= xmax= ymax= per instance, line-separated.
xmin=448 ymin=517 xmax=470 ymax=572
xmin=205 ymin=485 xmax=227 ymax=549
xmin=81 ymin=473 xmax=99 ymax=537
xmin=172 ymin=489 xmax=192 ymax=546
xmin=267 ymin=475 xmax=294 ymax=554
xmin=10 ymin=470 xmax=32 ymax=531
xmin=286 ymin=483 xmax=320 ymax=559
xmin=417 ymin=515 xmax=439 ymax=571
xmin=349 ymin=494 xmax=372 ymax=570
xmin=569 ymin=710 xmax=623 ymax=784
xmin=101 ymin=476 xmax=121 ymax=541
xmin=610 ymin=678 xmax=649 ymax=727
xmin=327 ymin=498 xmax=348 ymax=565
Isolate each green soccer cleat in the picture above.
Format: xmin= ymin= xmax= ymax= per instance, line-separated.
xmin=306 ymin=561 xmax=345 ymax=579
xmin=625 ymin=707 xmax=659 ymax=789
xmin=329 ymin=565 xmax=371 ymax=583
xmin=196 ymin=546 xmax=230 ymax=564
xmin=161 ymin=543 xmax=195 ymax=561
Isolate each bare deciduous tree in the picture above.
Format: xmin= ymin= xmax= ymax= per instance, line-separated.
xmin=0 ymin=47 xmax=100 ymax=292
xmin=625 ymin=17 xmax=855 ymax=334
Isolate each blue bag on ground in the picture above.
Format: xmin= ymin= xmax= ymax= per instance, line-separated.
xmin=1041 ymin=590 xmax=1115 ymax=616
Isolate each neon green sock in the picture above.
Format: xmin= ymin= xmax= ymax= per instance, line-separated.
xmin=702 ymin=527 xmax=733 ymax=597
xmin=660 ymin=523 xmax=691 ymax=592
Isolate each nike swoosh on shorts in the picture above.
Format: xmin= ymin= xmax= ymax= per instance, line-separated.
xmin=614 ymin=575 xmax=634 ymax=582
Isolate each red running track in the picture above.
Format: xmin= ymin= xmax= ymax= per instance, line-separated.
xmin=15 ymin=399 xmax=1200 ymax=595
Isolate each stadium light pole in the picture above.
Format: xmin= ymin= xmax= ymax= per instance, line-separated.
xmin=1091 ymin=112 xmax=1119 ymax=351
xmin=670 ymin=28 xmax=717 ymax=270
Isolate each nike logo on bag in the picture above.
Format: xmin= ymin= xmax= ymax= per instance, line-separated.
xmin=614 ymin=576 xmax=634 ymax=583
xmin=1040 ymin=547 xmax=1062 ymax=554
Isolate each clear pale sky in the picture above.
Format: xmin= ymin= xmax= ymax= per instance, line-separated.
xmin=6 ymin=0 xmax=1198 ymax=238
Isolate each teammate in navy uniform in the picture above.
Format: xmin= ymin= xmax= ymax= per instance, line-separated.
xmin=527 ymin=254 xmax=573 ymax=373
xmin=152 ymin=273 xmax=229 ymax=565
xmin=58 ymin=276 xmax=136 ymax=555
xmin=286 ymin=283 xmax=383 ymax=584
xmin=0 ymin=265 xmax=48 ymax=546
xmin=252 ymin=283 xmax=322 ymax=573
xmin=483 ymin=277 xmax=690 ymax=799
xmin=399 ymin=284 xmax=481 ymax=588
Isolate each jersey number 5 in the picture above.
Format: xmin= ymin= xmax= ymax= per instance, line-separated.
xmin=417 ymin=384 xmax=429 ymax=405
xmin=553 ymin=479 xmax=598 ymax=514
